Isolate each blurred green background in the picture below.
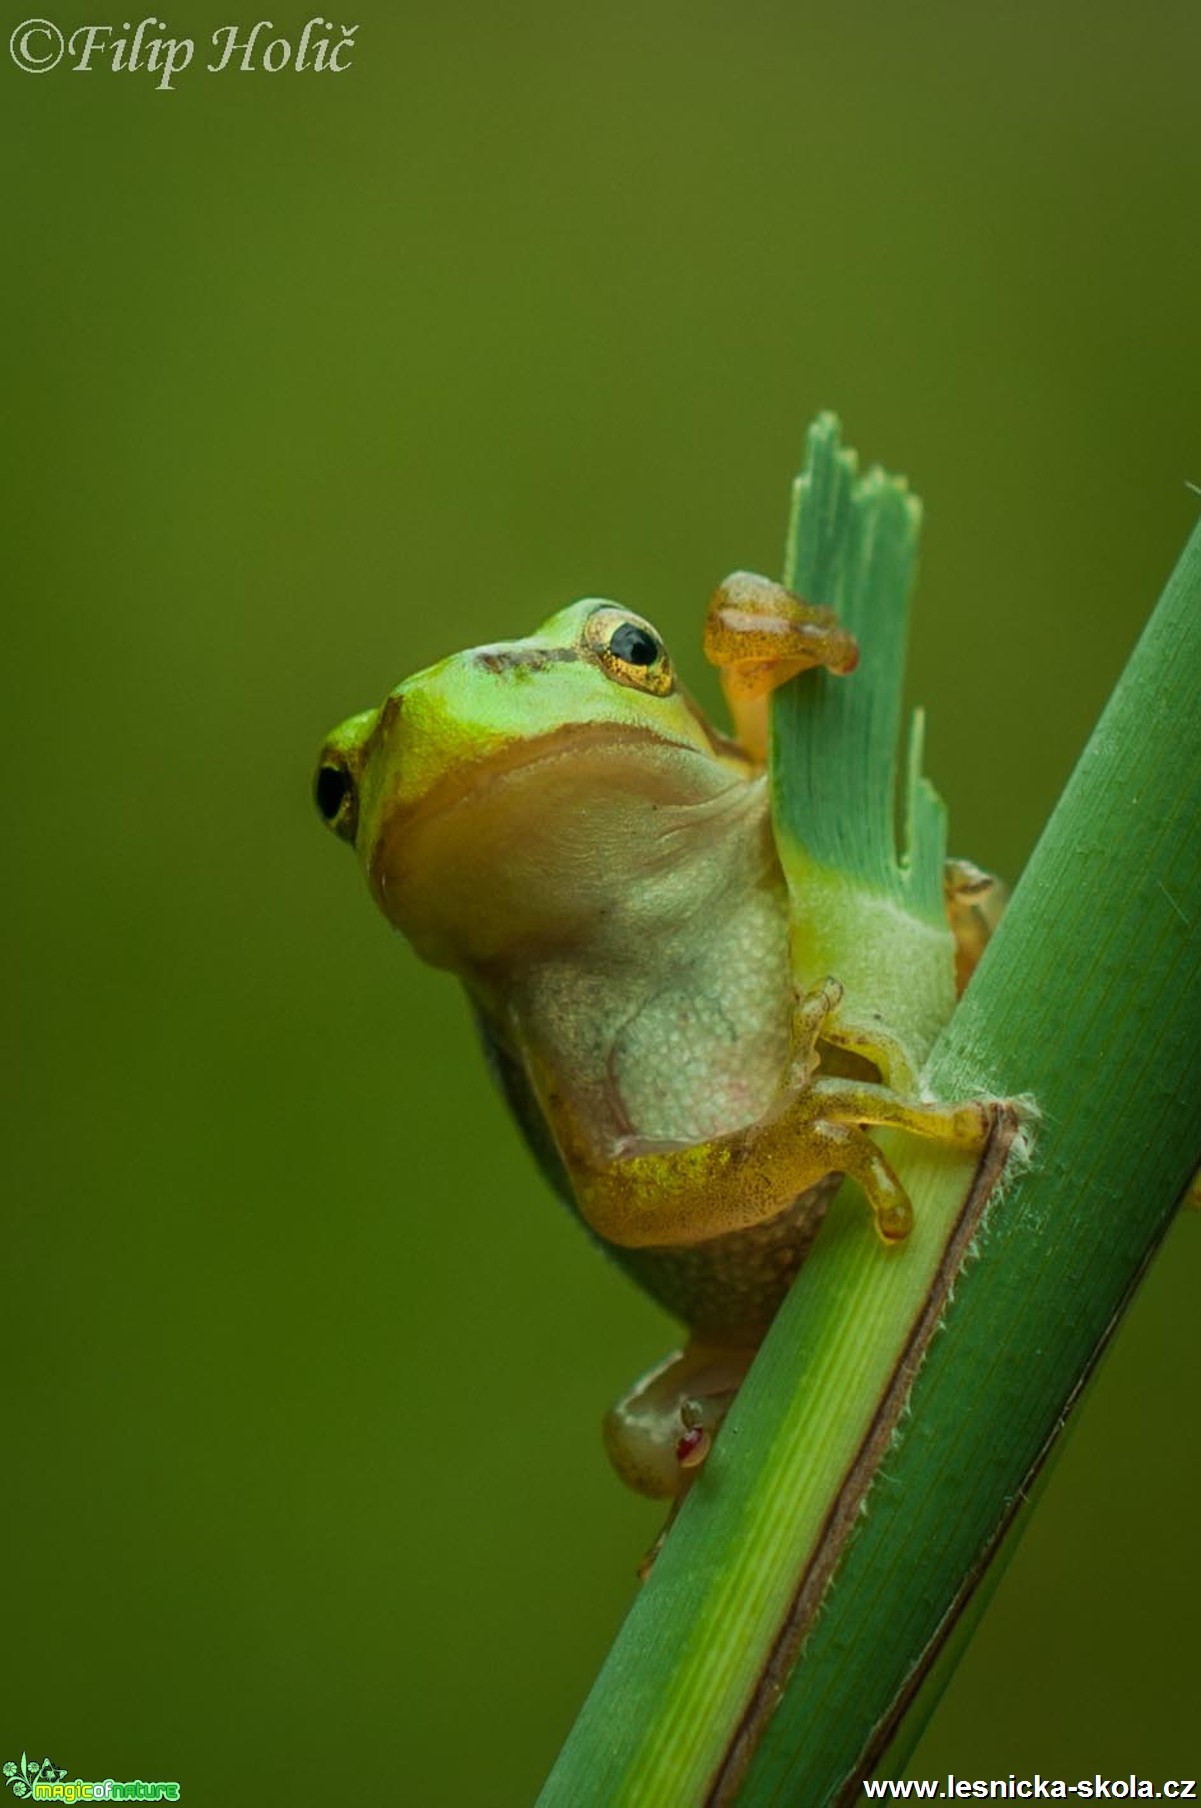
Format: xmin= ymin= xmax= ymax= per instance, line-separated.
xmin=5 ymin=1 xmax=1199 ymax=1800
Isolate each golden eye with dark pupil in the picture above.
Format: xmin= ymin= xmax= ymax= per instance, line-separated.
xmin=583 ymin=605 xmax=673 ymax=695
xmin=609 ymin=622 xmax=659 ymax=666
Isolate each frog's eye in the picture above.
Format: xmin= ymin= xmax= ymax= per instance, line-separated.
xmin=583 ymin=608 xmax=674 ymax=697
xmin=313 ymin=757 xmax=359 ymax=845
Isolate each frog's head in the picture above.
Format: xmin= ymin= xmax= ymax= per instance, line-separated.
xmin=314 ymin=600 xmax=755 ymax=970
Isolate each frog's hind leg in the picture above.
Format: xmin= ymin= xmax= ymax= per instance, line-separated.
xmin=603 ymin=1340 xmax=756 ymax=1503
xmin=802 ymin=1077 xmax=993 ymax=1243
xmin=703 ymin=571 xmax=859 ymax=762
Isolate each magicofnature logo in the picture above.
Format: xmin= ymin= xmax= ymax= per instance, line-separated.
xmin=2 ymin=1757 xmax=179 ymax=1802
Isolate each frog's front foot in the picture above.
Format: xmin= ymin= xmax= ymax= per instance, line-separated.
xmin=703 ymin=570 xmax=859 ymax=761
xmin=603 ymin=1341 xmax=756 ymax=1502
xmin=945 ymin=858 xmax=1008 ymax=993
xmin=790 ymin=974 xmax=922 ymax=1094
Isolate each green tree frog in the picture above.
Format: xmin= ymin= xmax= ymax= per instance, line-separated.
xmin=315 ymin=575 xmax=1000 ymax=1501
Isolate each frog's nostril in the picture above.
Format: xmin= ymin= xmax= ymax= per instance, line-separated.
xmin=314 ymin=761 xmax=358 ymax=843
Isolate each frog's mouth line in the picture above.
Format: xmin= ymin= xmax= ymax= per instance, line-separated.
xmin=374 ymin=718 xmax=731 ymax=845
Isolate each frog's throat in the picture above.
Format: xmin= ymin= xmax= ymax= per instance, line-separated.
xmin=367 ymin=718 xmax=745 ymax=862
xmin=364 ymin=717 xmax=760 ymax=962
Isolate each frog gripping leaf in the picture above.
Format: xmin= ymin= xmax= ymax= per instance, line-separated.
xmin=316 ymin=569 xmax=999 ymax=1503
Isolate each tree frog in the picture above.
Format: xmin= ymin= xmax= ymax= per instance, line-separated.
xmin=315 ymin=575 xmax=1000 ymax=1501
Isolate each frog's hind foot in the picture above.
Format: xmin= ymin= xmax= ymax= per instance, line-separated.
xmin=804 ymin=1077 xmax=996 ymax=1244
xmin=603 ymin=1341 xmax=755 ymax=1507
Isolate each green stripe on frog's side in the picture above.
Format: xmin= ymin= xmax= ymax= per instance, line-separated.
xmin=772 ymin=414 xmax=955 ymax=1068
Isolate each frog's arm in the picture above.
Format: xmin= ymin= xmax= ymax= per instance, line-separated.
xmin=551 ymin=981 xmax=993 ymax=1252
xmin=704 ymin=574 xmax=1007 ymax=993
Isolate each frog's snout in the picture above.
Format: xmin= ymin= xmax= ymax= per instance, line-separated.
xmin=313 ymin=705 xmax=380 ymax=848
